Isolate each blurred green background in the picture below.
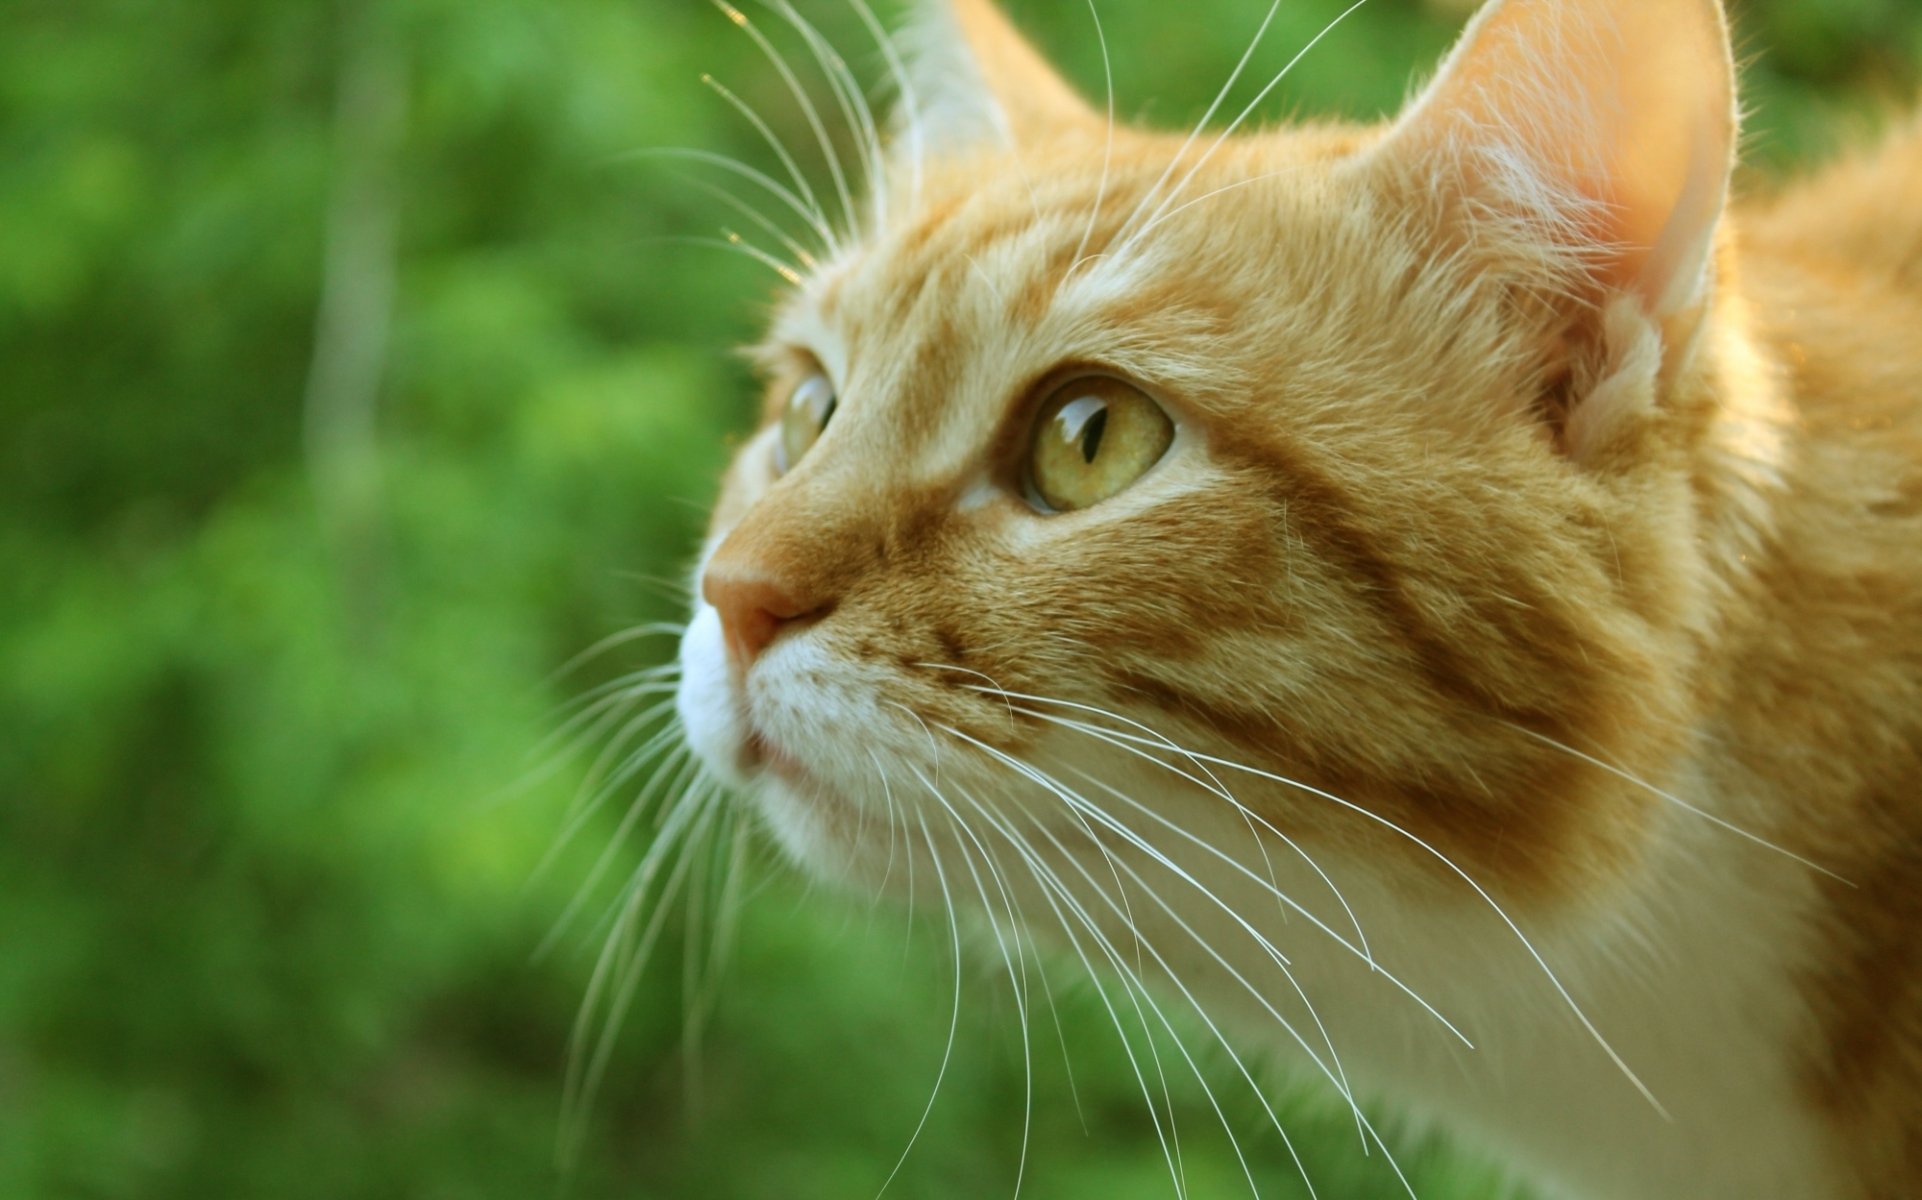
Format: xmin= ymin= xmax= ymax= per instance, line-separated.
xmin=4 ymin=0 xmax=1917 ymax=1196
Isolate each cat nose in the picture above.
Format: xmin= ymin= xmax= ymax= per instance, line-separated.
xmin=701 ymin=560 xmax=827 ymax=673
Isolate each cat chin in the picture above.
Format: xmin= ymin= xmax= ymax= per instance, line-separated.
xmin=745 ymin=778 xmax=883 ymax=882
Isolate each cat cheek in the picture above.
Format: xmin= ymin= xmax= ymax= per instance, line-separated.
xmin=675 ymin=604 xmax=754 ymax=790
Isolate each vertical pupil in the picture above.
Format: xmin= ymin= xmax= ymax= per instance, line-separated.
xmin=1079 ymin=405 xmax=1108 ymax=463
xmin=817 ymin=395 xmax=836 ymax=430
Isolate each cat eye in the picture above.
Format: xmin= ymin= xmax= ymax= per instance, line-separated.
xmin=1026 ymin=376 xmax=1175 ymax=512
xmin=777 ymin=372 xmax=837 ymax=472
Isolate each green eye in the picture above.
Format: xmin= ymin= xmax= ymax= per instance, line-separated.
xmin=777 ymin=372 xmax=837 ymax=471
xmin=1027 ymin=376 xmax=1174 ymax=512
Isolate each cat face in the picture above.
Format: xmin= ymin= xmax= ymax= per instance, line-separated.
xmin=677 ymin=0 xmax=1734 ymax=922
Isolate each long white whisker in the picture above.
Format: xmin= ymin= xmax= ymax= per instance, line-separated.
xmin=875 ymin=803 xmax=966 ymax=1199
xmin=1115 ymin=0 xmax=1286 ymax=240
xmin=540 ymin=746 xmax=699 ymax=960
xmin=711 ymin=1 xmax=859 ymax=237
xmin=545 ymin=622 xmax=686 ymax=685
xmin=765 ymin=0 xmax=888 ymax=230
xmin=560 ymin=784 xmax=720 ymax=1165
xmin=1025 ymin=706 xmax=1373 ymax=964
xmin=1067 ymin=0 xmax=1116 ymax=281
xmin=653 ymin=231 xmax=805 ymax=285
xmin=1167 ymin=742 xmax=1668 ymax=1118
xmin=929 ymin=791 xmax=1036 ymax=1198
xmin=946 ymin=729 xmax=1370 ymax=1130
xmin=511 ymin=685 xmax=677 ymax=808
xmin=1036 ymin=767 xmax=1395 ymax=1176
xmin=911 ymin=661 xmax=1018 ymax=735
xmin=625 ymin=147 xmax=835 ymax=247
xmin=1127 ymin=0 xmax=1371 ymax=251
xmin=558 ymin=693 xmax=679 ymax=798
xmin=1014 ymin=706 xmax=1471 ymax=1046
xmin=700 ymin=71 xmax=827 ymax=227
xmin=529 ymin=709 xmax=685 ymax=889
xmin=984 ymin=797 xmax=1276 ymax=1197
xmin=1506 ymin=722 xmax=1853 ymax=885
xmin=672 ymin=169 xmax=821 ymax=269
xmin=968 ymin=799 xmax=1196 ymax=1197
xmin=959 ymin=685 xmax=1373 ymax=964
xmin=842 ymin=0 xmax=924 ymax=205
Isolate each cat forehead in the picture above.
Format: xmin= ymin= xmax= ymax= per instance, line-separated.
xmin=771 ymin=137 xmax=1387 ymax=380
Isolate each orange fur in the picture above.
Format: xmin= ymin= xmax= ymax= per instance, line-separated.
xmin=673 ymin=1 xmax=1922 ymax=1195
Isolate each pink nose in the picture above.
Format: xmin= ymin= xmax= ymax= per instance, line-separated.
xmin=701 ymin=561 xmax=825 ymax=673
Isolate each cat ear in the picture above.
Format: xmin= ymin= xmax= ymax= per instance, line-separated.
xmin=895 ymin=0 xmax=1098 ymax=157
xmin=1377 ymin=0 xmax=1736 ymax=317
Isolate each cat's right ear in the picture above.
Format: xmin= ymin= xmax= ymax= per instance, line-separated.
xmin=893 ymin=0 xmax=1099 ymax=160
xmin=1371 ymin=0 xmax=1736 ymax=319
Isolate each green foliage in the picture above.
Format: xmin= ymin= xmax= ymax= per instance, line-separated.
xmin=2 ymin=1 xmax=1912 ymax=1196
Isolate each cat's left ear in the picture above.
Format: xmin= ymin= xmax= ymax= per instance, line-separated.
xmin=895 ymin=0 xmax=1099 ymax=157
xmin=1375 ymin=0 xmax=1737 ymax=318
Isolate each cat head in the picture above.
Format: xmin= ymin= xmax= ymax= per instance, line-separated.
xmin=675 ymin=0 xmax=1739 ymax=915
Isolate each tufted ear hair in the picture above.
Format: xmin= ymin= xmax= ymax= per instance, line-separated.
xmin=1374 ymin=0 xmax=1737 ymax=318
xmin=893 ymin=0 xmax=1099 ymax=160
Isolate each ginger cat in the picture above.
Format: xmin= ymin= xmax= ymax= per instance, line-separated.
xmin=669 ymin=0 xmax=1922 ymax=1195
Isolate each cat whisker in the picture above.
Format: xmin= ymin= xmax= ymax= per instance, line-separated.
xmin=552 ymin=661 xmax=679 ymax=715
xmin=699 ymin=71 xmax=829 ymax=236
xmin=623 ymin=147 xmax=836 ymax=248
xmin=947 ymin=682 xmax=1377 ymax=968
xmin=928 ymin=792 xmax=1038 ymax=1197
xmin=876 ymin=801 xmax=967 ymax=1199
xmin=963 ymin=254 xmax=1008 ymax=306
xmin=1008 ymin=702 xmax=1372 ymax=964
xmin=961 ymin=793 xmax=1197 ymax=1196
xmin=1115 ymin=0 xmax=1287 ymax=243
xmin=1052 ymin=761 xmax=1379 ymax=1155
xmin=1065 ymin=0 xmax=1117 ymax=284
xmin=1048 ymin=765 xmax=1385 ymax=1162
xmin=763 ymin=0 xmax=890 ymax=231
xmin=1049 ymin=700 xmax=1338 ymax=955
xmin=1053 ymin=756 xmax=1470 ymax=1053
xmin=886 ymin=698 xmax=945 ymax=786
xmin=689 ymin=811 xmax=751 ymax=1046
xmin=529 ymin=701 xmax=686 ymax=890
xmin=910 ymin=660 xmax=1018 ymax=734
xmin=649 ymin=231 xmax=806 ymax=285
xmin=1128 ymin=0 xmax=1371 ymax=249
xmin=681 ymin=806 xmax=718 ymax=1111
xmin=945 ymin=726 xmax=1375 ymax=1144
xmin=999 ymin=703 xmax=1475 ymax=1051
xmin=560 ymin=779 xmax=722 ymax=1167
xmin=1002 ymin=788 xmax=1321 ymax=1199
xmin=499 ymin=680 xmax=676 ymax=812
xmin=546 ymin=621 xmax=687 ymax=686
xmin=540 ymin=743 xmax=701 ymax=960
xmin=709 ymin=0 xmax=860 ymax=238
xmin=606 ymin=569 xmax=697 ymax=602
xmin=1138 ymin=738 xmax=1670 ymax=1120
xmin=950 ymin=682 xmax=1234 ymax=800
xmin=672 ymin=169 xmax=822 ymax=270
xmin=1503 ymin=722 xmax=1854 ymax=886
xmin=866 ymin=748 xmax=913 ymax=915
xmin=540 ymin=678 xmax=677 ymax=766
xmin=841 ymin=0 xmax=925 ymax=205
xmin=567 ymin=695 xmax=686 ymax=817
